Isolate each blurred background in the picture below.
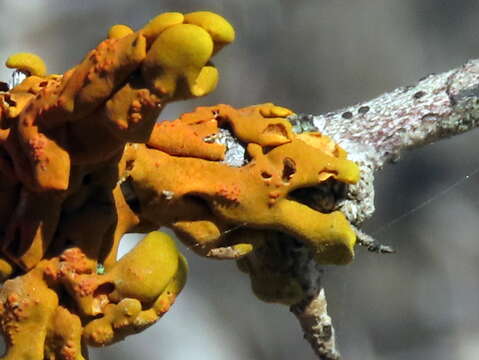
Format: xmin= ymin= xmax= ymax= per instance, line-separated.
xmin=2 ymin=0 xmax=479 ymax=359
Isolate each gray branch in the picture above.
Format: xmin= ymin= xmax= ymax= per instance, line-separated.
xmin=286 ymin=58 xmax=479 ymax=358
xmin=291 ymin=59 xmax=479 ymax=170
xmin=216 ymin=59 xmax=479 ymax=359
xmin=290 ymin=58 xmax=479 ymax=226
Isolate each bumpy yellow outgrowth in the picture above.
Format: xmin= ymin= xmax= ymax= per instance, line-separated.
xmin=0 ymin=231 xmax=188 ymax=356
xmin=184 ymin=11 xmax=235 ymax=53
xmin=142 ymin=11 xmax=234 ymax=97
xmin=142 ymin=12 xmax=185 ymax=40
xmin=107 ymin=231 xmax=182 ymax=303
xmin=82 ymin=232 xmax=188 ymax=346
xmin=107 ymin=24 xmax=134 ymax=39
xmin=142 ymin=24 xmax=214 ymax=96
xmin=5 ymin=52 xmax=47 ymax=76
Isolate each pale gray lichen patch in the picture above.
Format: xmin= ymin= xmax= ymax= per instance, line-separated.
xmin=161 ymin=190 xmax=174 ymax=200
xmin=9 ymin=70 xmax=27 ymax=89
xmin=207 ymin=246 xmax=249 ymax=260
xmin=205 ymin=128 xmax=247 ymax=167
xmin=289 ymin=114 xmax=317 ymax=133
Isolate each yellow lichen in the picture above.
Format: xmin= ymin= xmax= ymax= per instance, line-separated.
xmin=0 ymin=9 xmax=361 ymax=358
xmin=106 ymin=231 xmax=181 ymax=303
xmin=142 ymin=12 xmax=184 ymax=40
xmin=184 ymin=11 xmax=235 ymax=53
xmin=5 ymin=52 xmax=47 ymax=76
xmin=0 ymin=10 xmax=236 ymax=357
xmin=107 ymin=24 xmax=134 ymax=39
xmin=142 ymin=23 xmax=215 ymax=97
xmin=119 ymin=103 xmax=359 ymax=265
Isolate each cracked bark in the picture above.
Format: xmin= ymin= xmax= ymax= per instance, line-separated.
xmin=288 ymin=59 xmax=479 ymax=359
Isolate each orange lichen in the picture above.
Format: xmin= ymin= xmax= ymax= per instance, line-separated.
xmin=147 ymin=119 xmax=225 ymax=160
xmin=0 ymin=232 xmax=185 ymax=358
xmin=0 ymin=10 xmax=360 ymax=360
xmin=0 ymin=10 xmax=235 ymax=358
xmin=121 ymin=104 xmax=359 ymax=264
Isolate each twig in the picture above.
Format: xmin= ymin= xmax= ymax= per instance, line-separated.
xmin=286 ymin=244 xmax=340 ymax=360
xmin=353 ymin=225 xmax=395 ymax=254
xmin=291 ymin=288 xmax=341 ymax=360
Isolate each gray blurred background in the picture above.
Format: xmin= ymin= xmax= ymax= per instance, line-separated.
xmin=2 ymin=0 xmax=479 ymax=359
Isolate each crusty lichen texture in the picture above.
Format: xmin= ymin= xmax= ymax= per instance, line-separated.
xmin=0 ymin=10 xmax=359 ymax=360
